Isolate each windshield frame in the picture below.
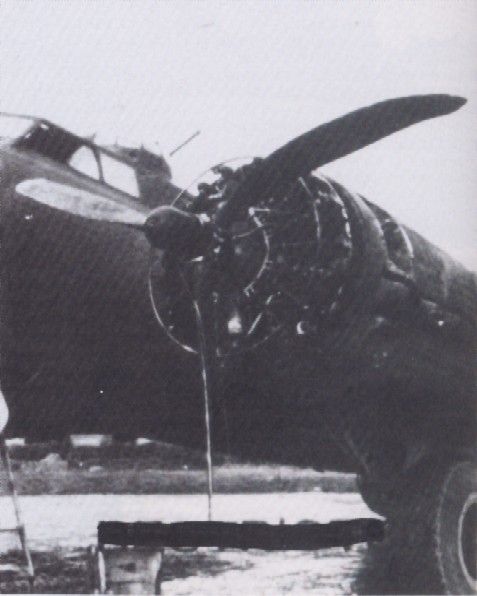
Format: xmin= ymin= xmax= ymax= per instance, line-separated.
xmin=97 ymin=149 xmax=140 ymax=198
xmin=2 ymin=112 xmax=142 ymax=200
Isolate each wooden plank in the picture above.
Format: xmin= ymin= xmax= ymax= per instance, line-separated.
xmin=98 ymin=518 xmax=384 ymax=551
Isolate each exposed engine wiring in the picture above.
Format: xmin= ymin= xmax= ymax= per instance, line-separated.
xmin=147 ymin=251 xmax=197 ymax=354
xmin=147 ymin=249 xmax=214 ymax=520
xmin=192 ymin=297 xmax=215 ymax=521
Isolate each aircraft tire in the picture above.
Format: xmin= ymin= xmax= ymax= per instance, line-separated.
xmin=429 ymin=459 xmax=477 ymax=594
xmin=359 ymin=459 xmax=476 ymax=594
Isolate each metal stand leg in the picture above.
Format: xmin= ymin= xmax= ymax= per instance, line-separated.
xmin=0 ymin=434 xmax=35 ymax=591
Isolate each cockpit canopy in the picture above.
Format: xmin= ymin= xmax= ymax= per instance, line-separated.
xmin=0 ymin=112 xmax=172 ymax=204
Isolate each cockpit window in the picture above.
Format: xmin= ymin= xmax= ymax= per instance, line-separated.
xmin=68 ymin=146 xmax=101 ymax=180
xmin=100 ymin=152 xmax=139 ymax=197
xmin=15 ymin=121 xmax=82 ymax=162
xmin=0 ymin=115 xmax=34 ymax=141
xmin=3 ymin=114 xmax=141 ymax=199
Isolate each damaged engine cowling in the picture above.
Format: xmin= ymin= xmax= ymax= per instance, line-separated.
xmin=149 ymin=163 xmax=355 ymax=355
xmin=149 ymin=160 xmax=477 ymax=477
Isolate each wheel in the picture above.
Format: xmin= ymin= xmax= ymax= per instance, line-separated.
xmin=358 ymin=458 xmax=476 ymax=594
xmin=436 ymin=460 xmax=477 ymax=594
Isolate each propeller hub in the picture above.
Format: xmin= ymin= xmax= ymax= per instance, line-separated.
xmin=144 ymin=206 xmax=212 ymax=258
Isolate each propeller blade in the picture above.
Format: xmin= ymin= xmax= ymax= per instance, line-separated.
xmin=266 ymin=94 xmax=466 ymax=183
xmin=16 ymin=178 xmax=147 ymax=227
xmin=217 ymin=94 xmax=466 ymax=226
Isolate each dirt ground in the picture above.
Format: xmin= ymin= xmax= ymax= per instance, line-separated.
xmin=0 ymin=540 xmax=432 ymax=595
xmin=0 ymin=548 xmax=235 ymax=594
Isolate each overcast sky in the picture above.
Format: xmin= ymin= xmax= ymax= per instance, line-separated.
xmin=1 ymin=1 xmax=476 ymax=268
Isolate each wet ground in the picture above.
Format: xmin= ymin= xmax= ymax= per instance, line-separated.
xmin=0 ymin=492 xmax=381 ymax=594
xmin=1 ymin=545 xmax=372 ymax=594
xmin=0 ymin=492 xmax=418 ymax=594
xmin=0 ymin=492 xmax=377 ymax=551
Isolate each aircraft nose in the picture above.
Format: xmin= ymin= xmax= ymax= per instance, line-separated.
xmin=144 ymin=206 xmax=212 ymax=258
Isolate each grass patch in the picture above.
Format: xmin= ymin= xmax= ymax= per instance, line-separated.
xmin=3 ymin=463 xmax=356 ymax=495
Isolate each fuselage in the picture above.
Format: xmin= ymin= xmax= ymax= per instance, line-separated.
xmin=1 ymin=117 xmax=475 ymax=478
xmin=0 ymin=123 xmax=349 ymax=470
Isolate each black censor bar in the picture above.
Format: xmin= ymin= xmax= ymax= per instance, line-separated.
xmin=98 ymin=518 xmax=384 ymax=551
